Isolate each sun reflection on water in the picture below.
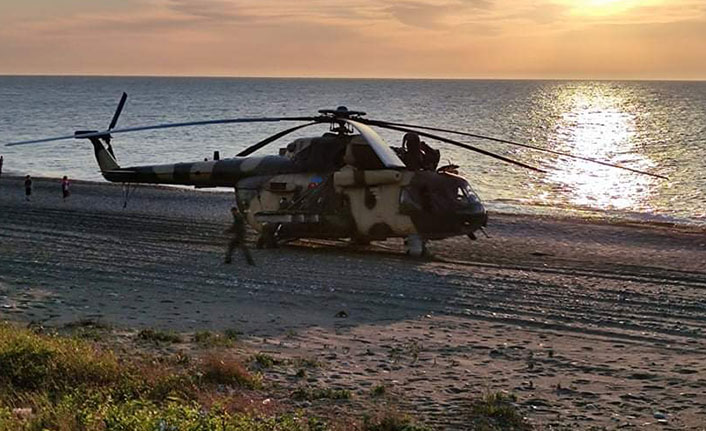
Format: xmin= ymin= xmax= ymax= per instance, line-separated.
xmin=548 ymin=85 xmax=657 ymax=211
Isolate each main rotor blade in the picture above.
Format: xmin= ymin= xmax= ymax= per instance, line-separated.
xmin=79 ymin=116 xmax=318 ymax=139
xmin=236 ymin=122 xmax=319 ymax=157
xmin=5 ymin=134 xmax=80 ymax=146
xmin=365 ymin=121 xmax=547 ymax=173
xmin=108 ymin=92 xmax=128 ymax=130
xmin=5 ymin=116 xmax=317 ymax=147
xmin=342 ymin=119 xmax=407 ymax=169
xmin=367 ymin=119 xmax=668 ymax=180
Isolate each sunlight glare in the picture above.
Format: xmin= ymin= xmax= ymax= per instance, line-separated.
xmin=548 ymin=85 xmax=656 ymax=212
xmin=561 ymin=0 xmax=652 ymax=17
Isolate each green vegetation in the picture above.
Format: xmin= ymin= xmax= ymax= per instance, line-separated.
xmin=290 ymin=357 xmax=320 ymax=368
xmin=136 ymin=328 xmax=182 ymax=344
xmin=388 ymin=341 xmax=421 ymax=363
xmin=252 ymin=352 xmax=278 ymax=369
xmin=62 ymin=318 xmax=113 ymax=340
xmin=467 ymin=392 xmax=532 ymax=431
xmin=0 ymin=323 xmax=313 ymax=431
xmin=201 ymin=352 xmax=262 ymax=389
xmin=363 ymin=410 xmax=433 ymax=431
xmin=371 ymin=384 xmax=386 ymax=397
xmin=0 ymin=324 xmax=120 ymax=393
xmin=192 ymin=330 xmax=236 ymax=348
xmin=0 ymin=323 xmax=436 ymax=431
xmin=223 ymin=328 xmax=241 ymax=341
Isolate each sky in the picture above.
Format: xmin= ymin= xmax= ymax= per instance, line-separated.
xmin=1 ymin=0 xmax=705 ymax=79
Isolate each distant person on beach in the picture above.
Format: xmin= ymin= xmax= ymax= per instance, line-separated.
xmin=61 ymin=176 xmax=70 ymax=201
xmin=0 ymin=155 xmax=4 ymax=178
xmin=24 ymin=175 xmax=32 ymax=201
xmin=224 ymin=206 xmax=255 ymax=266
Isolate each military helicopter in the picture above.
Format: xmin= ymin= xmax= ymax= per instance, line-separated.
xmin=6 ymin=93 xmax=666 ymax=256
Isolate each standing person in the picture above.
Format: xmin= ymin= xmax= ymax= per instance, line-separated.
xmin=61 ymin=176 xmax=70 ymax=201
xmin=224 ymin=206 xmax=255 ymax=266
xmin=402 ymin=132 xmax=423 ymax=170
xmin=0 ymin=155 xmax=4 ymax=178
xmin=24 ymin=175 xmax=32 ymax=201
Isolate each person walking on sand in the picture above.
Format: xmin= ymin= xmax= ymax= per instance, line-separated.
xmin=24 ymin=175 xmax=32 ymax=201
xmin=224 ymin=206 xmax=255 ymax=266
xmin=61 ymin=176 xmax=70 ymax=201
xmin=0 ymin=155 xmax=4 ymax=178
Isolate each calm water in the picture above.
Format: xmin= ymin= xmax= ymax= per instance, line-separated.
xmin=1 ymin=76 xmax=705 ymax=226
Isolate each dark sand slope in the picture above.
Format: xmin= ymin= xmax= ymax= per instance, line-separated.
xmin=1 ymin=176 xmax=705 ymax=429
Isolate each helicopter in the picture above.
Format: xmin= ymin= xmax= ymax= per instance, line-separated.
xmin=6 ymin=93 xmax=667 ymax=256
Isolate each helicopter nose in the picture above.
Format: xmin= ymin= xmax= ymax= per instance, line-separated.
xmin=457 ymin=203 xmax=488 ymax=231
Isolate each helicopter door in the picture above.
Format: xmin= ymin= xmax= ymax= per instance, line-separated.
xmin=335 ymin=169 xmax=416 ymax=239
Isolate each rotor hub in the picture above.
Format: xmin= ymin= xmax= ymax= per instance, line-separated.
xmin=318 ymin=106 xmax=366 ymax=119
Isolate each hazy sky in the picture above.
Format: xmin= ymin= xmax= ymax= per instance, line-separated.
xmin=1 ymin=0 xmax=705 ymax=79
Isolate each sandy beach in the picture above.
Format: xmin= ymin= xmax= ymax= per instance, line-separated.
xmin=1 ymin=175 xmax=705 ymax=430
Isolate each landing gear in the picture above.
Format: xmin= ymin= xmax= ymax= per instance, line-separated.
xmin=256 ymin=223 xmax=280 ymax=249
xmin=121 ymin=182 xmax=138 ymax=208
xmin=404 ymin=234 xmax=428 ymax=257
xmin=350 ymin=235 xmax=371 ymax=246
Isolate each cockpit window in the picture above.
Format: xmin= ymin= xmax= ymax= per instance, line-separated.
xmin=456 ymin=187 xmax=466 ymax=202
xmin=456 ymin=185 xmax=480 ymax=204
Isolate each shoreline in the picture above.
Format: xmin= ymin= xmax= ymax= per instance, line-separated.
xmin=3 ymin=174 xmax=703 ymax=232
xmin=1 ymin=174 xmax=705 ymax=429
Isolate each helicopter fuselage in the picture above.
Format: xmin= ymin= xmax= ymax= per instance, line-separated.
xmin=89 ymin=130 xmax=487 ymax=248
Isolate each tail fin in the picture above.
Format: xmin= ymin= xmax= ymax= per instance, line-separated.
xmin=76 ymin=93 xmax=127 ymax=174
xmin=92 ymin=137 xmax=120 ymax=172
xmin=76 ymin=131 xmax=120 ymax=172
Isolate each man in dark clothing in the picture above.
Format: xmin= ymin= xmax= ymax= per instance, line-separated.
xmin=24 ymin=175 xmax=32 ymax=201
xmin=0 ymin=156 xmax=4 ymax=178
xmin=402 ymin=132 xmax=423 ymax=170
xmin=401 ymin=133 xmax=441 ymax=171
xmin=224 ymin=206 xmax=255 ymax=265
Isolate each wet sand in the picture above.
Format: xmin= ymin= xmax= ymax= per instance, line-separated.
xmin=1 ymin=175 xmax=705 ymax=429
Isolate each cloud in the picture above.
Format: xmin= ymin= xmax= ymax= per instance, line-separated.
xmin=0 ymin=0 xmax=705 ymax=78
xmin=385 ymin=2 xmax=455 ymax=29
xmin=166 ymin=0 xmax=252 ymax=22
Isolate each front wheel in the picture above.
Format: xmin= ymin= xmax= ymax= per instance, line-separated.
xmin=257 ymin=224 xmax=279 ymax=249
xmin=404 ymin=234 xmax=428 ymax=257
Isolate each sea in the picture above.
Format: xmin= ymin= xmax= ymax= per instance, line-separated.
xmin=1 ymin=76 xmax=704 ymax=227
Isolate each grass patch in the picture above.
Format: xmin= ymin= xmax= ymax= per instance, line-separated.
xmin=252 ymin=352 xmax=278 ymax=369
xmin=468 ymin=392 xmax=532 ymax=431
xmin=200 ymin=352 xmax=262 ymax=389
xmin=63 ymin=319 xmax=112 ymax=341
xmin=192 ymin=330 xmax=235 ymax=348
xmin=371 ymin=384 xmax=386 ymax=397
xmin=0 ymin=324 xmax=326 ymax=431
xmin=0 ymin=323 xmax=121 ymax=393
xmin=290 ymin=357 xmax=321 ymax=368
xmin=0 ymin=323 xmax=437 ymax=431
xmin=223 ymin=328 xmax=240 ymax=341
xmin=136 ymin=328 xmax=182 ymax=344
